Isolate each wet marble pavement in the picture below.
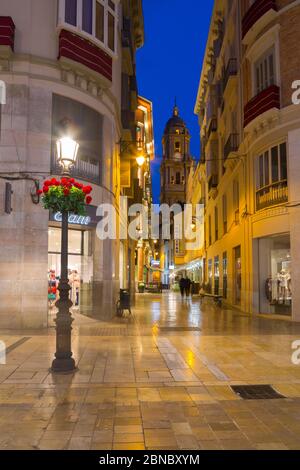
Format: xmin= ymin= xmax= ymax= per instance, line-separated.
xmin=1 ymin=293 xmax=300 ymax=450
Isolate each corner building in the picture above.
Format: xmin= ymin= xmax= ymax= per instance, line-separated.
xmin=194 ymin=0 xmax=300 ymax=320
xmin=0 ymin=0 xmax=144 ymax=328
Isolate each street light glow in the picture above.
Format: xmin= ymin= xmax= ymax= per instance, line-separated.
xmin=56 ymin=136 xmax=79 ymax=173
xmin=136 ymin=155 xmax=146 ymax=167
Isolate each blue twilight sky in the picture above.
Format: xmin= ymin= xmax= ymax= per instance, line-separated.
xmin=136 ymin=0 xmax=214 ymax=204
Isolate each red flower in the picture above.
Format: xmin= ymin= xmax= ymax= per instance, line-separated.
xmin=61 ymin=177 xmax=68 ymax=186
xmin=83 ymin=185 xmax=92 ymax=195
xmin=74 ymin=182 xmax=83 ymax=189
xmin=43 ymin=186 xmax=49 ymax=193
xmin=44 ymin=180 xmax=51 ymax=187
xmin=70 ymin=178 xmax=75 ymax=184
xmin=50 ymin=178 xmax=58 ymax=185
xmin=63 ymin=188 xmax=70 ymax=196
xmin=86 ymin=196 xmax=92 ymax=204
xmin=36 ymin=189 xmax=43 ymax=195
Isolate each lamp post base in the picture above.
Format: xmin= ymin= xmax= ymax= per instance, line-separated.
xmin=51 ymin=357 xmax=76 ymax=373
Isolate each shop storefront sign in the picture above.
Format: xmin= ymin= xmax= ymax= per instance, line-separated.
xmin=151 ymin=260 xmax=160 ymax=268
xmin=49 ymin=205 xmax=101 ymax=228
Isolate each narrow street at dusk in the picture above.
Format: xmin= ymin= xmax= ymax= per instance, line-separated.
xmin=1 ymin=293 xmax=300 ymax=451
xmin=1 ymin=0 xmax=300 ymax=459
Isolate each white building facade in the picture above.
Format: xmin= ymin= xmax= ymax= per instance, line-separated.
xmin=0 ymin=0 xmax=144 ymax=328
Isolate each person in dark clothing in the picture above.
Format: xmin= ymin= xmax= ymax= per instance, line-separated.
xmin=179 ymin=277 xmax=185 ymax=298
xmin=185 ymin=277 xmax=192 ymax=297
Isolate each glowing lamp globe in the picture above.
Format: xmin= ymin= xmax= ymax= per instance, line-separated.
xmin=56 ymin=136 xmax=79 ymax=174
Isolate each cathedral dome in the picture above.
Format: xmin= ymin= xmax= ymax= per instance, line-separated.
xmin=164 ymin=105 xmax=189 ymax=135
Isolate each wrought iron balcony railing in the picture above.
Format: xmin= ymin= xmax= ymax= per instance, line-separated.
xmin=207 ymin=118 xmax=218 ymax=139
xmin=208 ymin=174 xmax=218 ymax=192
xmin=51 ymin=155 xmax=101 ymax=185
xmin=256 ymin=180 xmax=288 ymax=211
xmin=224 ymin=133 xmax=239 ymax=160
xmin=223 ymin=58 xmax=238 ymax=92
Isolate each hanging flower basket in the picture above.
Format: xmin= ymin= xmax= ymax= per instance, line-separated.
xmin=37 ymin=177 xmax=93 ymax=215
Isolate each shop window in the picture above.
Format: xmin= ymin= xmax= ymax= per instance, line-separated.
xmin=59 ymin=0 xmax=117 ymax=54
xmin=208 ymin=259 xmax=213 ymax=293
xmin=254 ymin=48 xmax=275 ymax=96
xmin=214 ymin=256 xmax=219 ymax=295
xmin=222 ymin=252 xmax=228 ymax=299
xmin=234 ymin=245 xmax=241 ymax=305
xmin=48 ymin=228 xmax=93 ymax=310
xmin=259 ymin=235 xmax=291 ymax=315
xmin=51 ymin=94 xmax=103 ymax=184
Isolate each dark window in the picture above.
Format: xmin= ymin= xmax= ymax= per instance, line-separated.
xmin=271 ymin=146 xmax=279 ymax=182
xmin=208 ymin=215 xmax=212 ymax=246
xmin=65 ymin=0 xmax=77 ymax=26
xmin=51 ymin=94 xmax=103 ymax=184
xmin=108 ymin=11 xmax=115 ymax=51
xmin=215 ymin=206 xmax=219 ymax=241
xmin=82 ymin=0 xmax=93 ymax=34
xmin=264 ymin=151 xmax=269 ymax=186
xmin=176 ymin=172 xmax=181 ymax=185
xmin=96 ymin=1 xmax=104 ymax=42
xmin=280 ymin=143 xmax=287 ymax=181
xmin=233 ymin=179 xmax=239 ymax=212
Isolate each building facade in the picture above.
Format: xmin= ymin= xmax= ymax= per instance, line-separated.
xmin=160 ymin=104 xmax=194 ymax=286
xmin=194 ymin=0 xmax=300 ymax=320
xmin=0 ymin=0 xmax=144 ymax=328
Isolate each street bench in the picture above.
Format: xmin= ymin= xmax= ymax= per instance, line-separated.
xmin=200 ymin=293 xmax=222 ymax=306
xmin=145 ymin=284 xmax=162 ymax=294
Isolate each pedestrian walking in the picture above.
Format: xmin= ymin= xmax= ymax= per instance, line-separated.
xmin=185 ymin=277 xmax=192 ymax=297
xmin=179 ymin=277 xmax=185 ymax=298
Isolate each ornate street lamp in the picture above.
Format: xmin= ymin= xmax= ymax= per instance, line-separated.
xmin=136 ymin=154 xmax=145 ymax=167
xmin=51 ymin=134 xmax=79 ymax=373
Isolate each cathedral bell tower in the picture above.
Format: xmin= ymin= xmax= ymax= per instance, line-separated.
xmin=160 ymin=103 xmax=193 ymax=205
xmin=159 ymin=103 xmax=194 ymax=285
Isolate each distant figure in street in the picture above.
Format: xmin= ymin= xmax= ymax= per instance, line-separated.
xmin=185 ymin=277 xmax=192 ymax=298
xmin=179 ymin=277 xmax=185 ymax=298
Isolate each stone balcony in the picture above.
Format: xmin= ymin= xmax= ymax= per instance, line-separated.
xmin=244 ymin=84 xmax=280 ymax=129
xmin=242 ymin=0 xmax=277 ymax=45
xmin=0 ymin=16 xmax=15 ymax=58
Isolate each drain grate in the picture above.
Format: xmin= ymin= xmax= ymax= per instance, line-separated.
xmin=231 ymin=385 xmax=286 ymax=400
xmin=75 ymin=327 xmax=128 ymax=336
xmin=159 ymin=326 xmax=201 ymax=332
